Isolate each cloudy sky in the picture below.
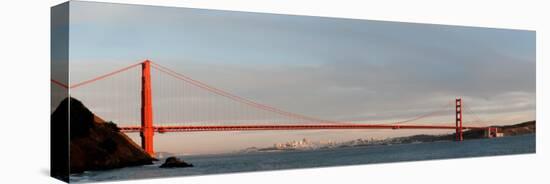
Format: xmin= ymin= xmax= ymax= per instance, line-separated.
xmin=62 ymin=1 xmax=535 ymax=154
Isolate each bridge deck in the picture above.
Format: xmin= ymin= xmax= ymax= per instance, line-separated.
xmin=119 ymin=124 xmax=488 ymax=133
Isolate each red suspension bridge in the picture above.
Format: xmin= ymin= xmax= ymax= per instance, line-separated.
xmin=52 ymin=60 xmax=497 ymax=156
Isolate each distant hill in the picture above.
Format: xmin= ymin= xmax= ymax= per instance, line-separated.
xmin=497 ymin=121 xmax=536 ymax=136
xmin=238 ymin=121 xmax=536 ymax=154
xmin=383 ymin=120 xmax=536 ymax=144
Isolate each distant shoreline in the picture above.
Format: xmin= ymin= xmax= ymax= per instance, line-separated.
xmin=234 ymin=120 xmax=536 ymax=154
xmin=157 ymin=121 xmax=535 ymax=157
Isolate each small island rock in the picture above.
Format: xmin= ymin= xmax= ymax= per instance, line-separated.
xmin=160 ymin=157 xmax=194 ymax=168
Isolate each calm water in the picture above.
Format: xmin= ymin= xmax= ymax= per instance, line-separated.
xmin=70 ymin=134 xmax=535 ymax=183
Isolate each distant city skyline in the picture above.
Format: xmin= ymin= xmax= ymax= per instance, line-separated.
xmin=62 ymin=1 xmax=535 ymax=155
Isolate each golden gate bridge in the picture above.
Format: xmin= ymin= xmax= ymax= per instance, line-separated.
xmin=51 ymin=60 xmax=498 ymax=156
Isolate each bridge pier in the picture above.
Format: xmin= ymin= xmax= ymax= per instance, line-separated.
xmin=485 ymin=127 xmax=501 ymax=138
xmin=141 ymin=60 xmax=155 ymax=157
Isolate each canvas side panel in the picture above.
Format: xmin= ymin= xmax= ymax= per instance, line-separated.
xmin=51 ymin=1 xmax=70 ymax=183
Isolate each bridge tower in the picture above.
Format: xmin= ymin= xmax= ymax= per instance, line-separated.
xmin=455 ymin=98 xmax=463 ymax=141
xmin=141 ymin=60 xmax=155 ymax=157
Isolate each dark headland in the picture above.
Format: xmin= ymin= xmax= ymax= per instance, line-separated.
xmin=51 ymin=98 xmax=156 ymax=176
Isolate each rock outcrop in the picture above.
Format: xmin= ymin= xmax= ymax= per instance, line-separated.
xmin=51 ymin=97 xmax=155 ymax=174
xmin=159 ymin=157 xmax=194 ymax=168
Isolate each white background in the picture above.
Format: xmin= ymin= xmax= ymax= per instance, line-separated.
xmin=0 ymin=0 xmax=547 ymax=183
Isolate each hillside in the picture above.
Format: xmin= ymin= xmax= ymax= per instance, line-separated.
xmin=390 ymin=120 xmax=536 ymax=143
xmin=51 ymin=98 xmax=155 ymax=176
xmin=497 ymin=121 xmax=536 ymax=136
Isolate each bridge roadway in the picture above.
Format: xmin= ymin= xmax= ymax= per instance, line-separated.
xmin=119 ymin=124 xmax=488 ymax=133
